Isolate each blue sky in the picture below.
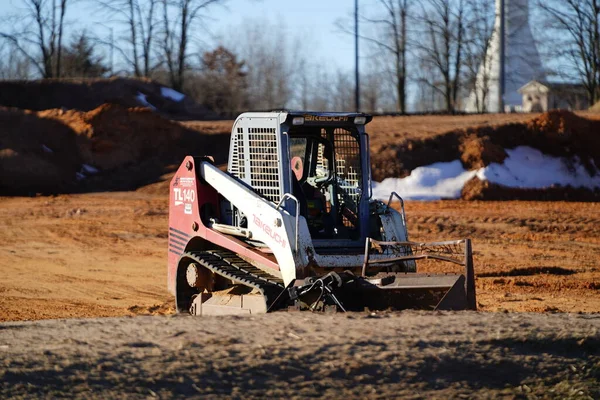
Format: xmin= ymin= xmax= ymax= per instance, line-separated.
xmin=212 ymin=0 xmax=358 ymax=69
xmin=0 ymin=0 xmax=359 ymax=72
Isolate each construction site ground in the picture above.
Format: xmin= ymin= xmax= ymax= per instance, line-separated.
xmin=2 ymin=312 xmax=599 ymax=399
xmin=1 ymin=194 xmax=599 ymax=398
xmin=1 ymin=106 xmax=600 ymax=397
xmin=1 ymin=193 xmax=599 ymax=321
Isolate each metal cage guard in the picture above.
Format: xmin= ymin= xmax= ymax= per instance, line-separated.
xmin=362 ymin=238 xmax=476 ymax=310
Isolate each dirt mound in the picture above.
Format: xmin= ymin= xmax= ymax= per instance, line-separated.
xmin=459 ymin=135 xmax=507 ymax=169
xmin=370 ymin=110 xmax=600 ymax=200
xmin=0 ymin=107 xmax=83 ymax=194
xmin=589 ymin=101 xmax=600 ymax=112
xmin=0 ymin=78 xmax=208 ymax=118
xmin=39 ymin=104 xmax=184 ymax=170
xmin=370 ymin=132 xmax=462 ymax=180
xmin=515 ymin=110 xmax=600 ymax=174
xmin=0 ymin=104 xmax=231 ymax=195
xmin=3 ymin=107 xmax=598 ymax=199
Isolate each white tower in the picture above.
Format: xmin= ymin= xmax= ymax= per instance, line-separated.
xmin=464 ymin=0 xmax=545 ymax=113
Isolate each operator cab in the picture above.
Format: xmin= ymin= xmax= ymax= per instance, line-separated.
xmin=287 ymin=114 xmax=370 ymax=243
xmin=226 ymin=111 xmax=373 ymax=250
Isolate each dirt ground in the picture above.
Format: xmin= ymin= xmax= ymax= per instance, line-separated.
xmin=0 ymin=193 xmax=598 ymax=322
xmin=407 ymin=200 xmax=600 ymax=313
xmin=0 ymin=193 xmax=172 ymax=322
xmin=1 ymin=312 xmax=599 ymax=398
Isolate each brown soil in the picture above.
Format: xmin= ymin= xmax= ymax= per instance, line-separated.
xmin=39 ymin=104 xmax=185 ymax=170
xmin=462 ymin=177 xmax=600 ymax=201
xmin=370 ymin=110 xmax=600 ymax=183
xmin=459 ymin=135 xmax=507 ymax=169
xmin=405 ymin=200 xmax=600 ymax=313
xmin=3 ymin=106 xmax=599 ymax=200
xmin=589 ymin=100 xmax=600 ymax=112
xmin=1 ymin=194 xmax=599 ymax=322
xmin=1 ymin=312 xmax=598 ymax=399
xmin=0 ymin=104 xmax=231 ymax=195
xmin=0 ymin=193 xmax=173 ymax=322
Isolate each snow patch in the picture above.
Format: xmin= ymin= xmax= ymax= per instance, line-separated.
xmin=81 ymin=164 xmax=99 ymax=175
xmin=373 ymin=161 xmax=477 ymax=201
xmin=476 ymin=146 xmax=600 ymax=189
xmin=161 ymin=87 xmax=185 ymax=102
xmin=373 ymin=146 xmax=600 ymax=201
xmin=136 ymin=92 xmax=157 ymax=110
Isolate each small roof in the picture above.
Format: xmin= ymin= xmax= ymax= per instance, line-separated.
xmin=519 ymin=80 xmax=586 ymax=93
xmin=518 ymin=80 xmax=550 ymax=93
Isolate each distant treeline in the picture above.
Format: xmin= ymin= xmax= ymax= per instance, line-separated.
xmin=0 ymin=0 xmax=597 ymax=114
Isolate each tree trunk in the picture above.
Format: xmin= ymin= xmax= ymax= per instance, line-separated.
xmin=399 ymin=4 xmax=407 ymax=113
xmin=175 ymin=1 xmax=189 ymax=91
xmin=56 ymin=0 xmax=67 ymax=78
xmin=128 ymin=0 xmax=141 ymax=77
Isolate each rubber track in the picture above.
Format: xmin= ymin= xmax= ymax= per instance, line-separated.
xmin=182 ymin=250 xmax=285 ymax=307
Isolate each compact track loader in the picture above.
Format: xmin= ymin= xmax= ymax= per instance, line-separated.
xmin=167 ymin=112 xmax=476 ymax=315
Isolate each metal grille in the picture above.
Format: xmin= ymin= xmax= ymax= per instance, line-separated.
xmin=229 ymin=127 xmax=246 ymax=180
xmin=333 ymin=128 xmax=362 ymax=227
xmin=316 ymin=141 xmax=328 ymax=179
xmin=248 ymin=127 xmax=281 ymax=203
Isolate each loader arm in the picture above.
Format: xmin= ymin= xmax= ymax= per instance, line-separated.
xmin=199 ymin=161 xmax=313 ymax=286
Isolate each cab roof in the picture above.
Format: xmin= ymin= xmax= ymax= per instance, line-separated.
xmin=234 ymin=111 xmax=373 ymax=127
xmin=283 ymin=111 xmax=373 ymax=126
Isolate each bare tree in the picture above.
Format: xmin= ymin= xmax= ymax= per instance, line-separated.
xmin=298 ymin=58 xmax=310 ymax=110
xmin=361 ymin=54 xmax=394 ymax=113
xmin=225 ymin=21 xmax=298 ymax=110
xmin=160 ymin=0 xmax=222 ymax=91
xmin=0 ymin=0 xmax=70 ymax=78
xmin=292 ymin=60 xmax=357 ymax=112
xmin=0 ymin=41 xmax=32 ymax=79
xmin=331 ymin=70 xmax=354 ymax=112
xmin=416 ymin=0 xmax=466 ymax=113
xmin=339 ymin=0 xmax=412 ymax=113
xmin=308 ymin=68 xmax=333 ymax=111
xmin=462 ymin=0 xmax=495 ymax=112
xmin=138 ymin=0 xmax=157 ymax=76
xmin=94 ymin=0 xmax=158 ymax=77
xmin=538 ymin=1 xmax=600 ymax=105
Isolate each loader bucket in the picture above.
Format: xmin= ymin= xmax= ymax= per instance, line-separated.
xmin=344 ymin=238 xmax=477 ymax=311
xmin=334 ymin=272 xmax=474 ymax=311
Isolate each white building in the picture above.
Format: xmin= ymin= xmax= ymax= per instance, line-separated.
xmin=519 ymin=80 xmax=589 ymax=112
xmin=464 ymin=0 xmax=545 ymax=113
